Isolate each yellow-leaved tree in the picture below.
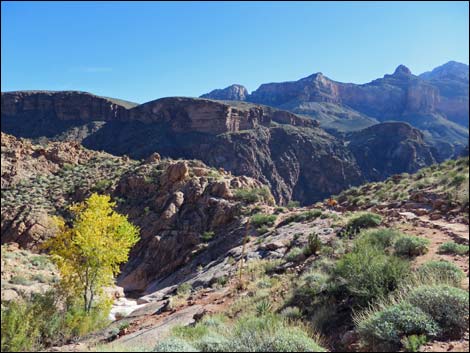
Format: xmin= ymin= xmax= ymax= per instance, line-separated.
xmin=46 ymin=193 xmax=139 ymax=313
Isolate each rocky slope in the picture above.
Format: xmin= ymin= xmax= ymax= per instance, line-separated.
xmin=1 ymin=92 xmax=438 ymax=205
xmin=345 ymin=122 xmax=436 ymax=180
xmin=1 ymin=133 xmax=272 ymax=292
xmin=201 ymin=62 xmax=469 ymax=158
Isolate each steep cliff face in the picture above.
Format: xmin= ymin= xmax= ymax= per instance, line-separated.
xmin=419 ymin=61 xmax=469 ymax=128
xmin=127 ymin=97 xmax=318 ymax=134
xmin=1 ymin=92 xmax=317 ymax=137
xmin=1 ymin=91 xmax=438 ymax=205
xmin=346 ymin=122 xmax=436 ymax=180
xmin=201 ymin=63 xmax=469 ymax=156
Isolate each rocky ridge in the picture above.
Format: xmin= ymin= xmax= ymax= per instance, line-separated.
xmin=1 ymin=92 xmax=438 ymax=205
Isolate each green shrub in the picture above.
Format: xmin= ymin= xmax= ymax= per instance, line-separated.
xmin=287 ymin=200 xmax=300 ymax=209
xmin=224 ymin=314 xmax=325 ymax=352
xmin=176 ymin=283 xmax=192 ymax=296
xmin=342 ymin=212 xmax=382 ymax=237
xmin=256 ymin=299 xmax=273 ymax=316
xmin=357 ymin=228 xmax=403 ymax=250
xmin=438 ymin=242 xmax=469 ymax=255
xmin=280 ymin=307 xmax=302 ymax=320
xmin=1 ymin=300 xmax=39 ymax=352
xmin=1 ymin=290 xmax=109 ymax=351
xmin=417 ymin=260 xmax=465 ymax=286
xmin=334 ymin=246 xmax=410 ymax=307
xmin=250 ymin=214 xmax=277 ymax=229
xmin=304 ymin=233 xmax=321 ymax=256
xmin=9 ymin=275 xmax=33 ymax=286
xmin=153 ymin=337 xmax=198 ymax=352
xmin=285 ymin=247 xmax=304 ymax=262
xmin=401 ymin=334 xmax=428 ymax=352
xmin=394 ymin=235 xmax=430 ymax=257
xmin=92 ymin=179 xmax=113 ymax=193
xmin=407 ymin=285 xmax=469 ymax=337
xmin=201 ymin=231 xmax=215 ymax=242
xmin=284 ymin=210 xmax=322 ymax=224
xmin=356 ymin=302 xmax=438 ymax=351
xmin=194 ymin=332 xmax=229 ymax=352
xmin=234 ymin=187 xmax=273 ymax=205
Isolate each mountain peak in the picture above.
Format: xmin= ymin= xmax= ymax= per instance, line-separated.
xmin=200 ymin=84 xmax=248 ymax=101
xmin=393 ymin=65 xmax=412 ymax=76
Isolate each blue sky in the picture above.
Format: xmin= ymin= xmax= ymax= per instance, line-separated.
xmin=2 ymin=1 xmax=468 ymax=103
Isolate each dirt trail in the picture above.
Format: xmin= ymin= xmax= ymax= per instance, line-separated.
xmin=395 ymin=214 xmax=469 ymax=289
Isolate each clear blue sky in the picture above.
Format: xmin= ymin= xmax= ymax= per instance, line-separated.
xmin=2 ymin=1 xmax=468 ymax=103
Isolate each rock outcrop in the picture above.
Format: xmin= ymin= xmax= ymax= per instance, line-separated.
xmin=1 ymin=134 xmax=276 ymax=293
xmin=346 ymin=122 xmax=436 ymax=180
xmin=1 ymin=91 xmax=439 ymax=205
xmin=200 ymin=84 xmax=248 ymax=101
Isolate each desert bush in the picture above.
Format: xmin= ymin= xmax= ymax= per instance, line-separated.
xmin=201 ymin=231 xmax=215 ymax=242
xmin=256 ymin=299 xmax=273 ymax=316
xmin=284 ymin=209 xmax=322 ymax=224
xmin=304 ymin=233 xmax=321 ymax=256
xmin=401 ymin=334 xmax=428 ymax=352
xmin=223 ymin=314 xmax=325 ymax=352
xmin=406 ymin=285 xmax=469 ymax=337
xmin=1 ymin=299 xmax=39 ymax=352
xmin=194 ymin=332 xmax=229 ymax=352
xmin=394 ymin=235 xmax=430 ymax=257
xmin=234 ymin=187 xmax=273 ymax=205
xmin=287 ymin=200 xmax=300 ymax=209
xmin=285 ymin=247 xmax=304 ymax=262
xmin=153 ymin=337 xmax=199 ymax=352
xmin=1 ymin=290 xmax=109 ymax=351
xmin=280 ymin=306 xmax=302 ymax=320
xmin=334 ymin=245 xmax=410 ymax=306
xmin=356 ymin=302 xmax=438 ymax=351
xmin=417 ymin=260 xmax=465 ymax=286
xmin=176 ymin=283 xmax=192 ymax=296
xmin=341 ymin=212 xmax=382 ymax=237
xmin=9 ymin=275 xmax=33 ymax=286
xmin=356 ymin=228 xmax=403 ymax=250
xmin=438 ymin=241 xmax=469 ymax=255
xmin=250 ymin=213 xmax=277 ymax=229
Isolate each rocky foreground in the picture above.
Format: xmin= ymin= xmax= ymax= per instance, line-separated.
xmin=1 ymin=133 xmax=468 ymax=352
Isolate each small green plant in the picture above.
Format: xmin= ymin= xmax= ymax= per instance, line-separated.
xmin=417 ymin=260 xmax=465 ymax=286
xmin=394 ymin=235 xmax=430 ymax=257
xmin=250 ymin=213 xmax=277 ymax=229
xmin=402 ymin=334 xmax=428 ymax=352
xmin=153 ymin=337 xmax=198 ymax=352
xmin=201 ymin=231 xmax=215 ymax=242
xmin=438 ymin=241 xmax=469 ymax=255
xmin=256 ymin=299 xmax=273 ymax=316
xmin=9 ymin=275 xmax=33 ymax=286
xmin=285 ymin=247 xmax=304 ymax=262
xmin=176 ymin=283 xmax=192 ymax=296
xmin=356 ymin=302 xmax=438 ymax=351
xmin=280 ymin=307 xmax=302 ymax=320
xmin=334 ymin=245 xmax=410 ymax=307
xmin=287 ymin=200 xmax=300 ymax=209
xmin=406 ymin=285 xmax=469 ymax=337
xmin=304 ymin=233 xmax=321 ymax=256
xmin=341 ymin=212 xmax=382 ymax=237
xmin=234 ymin=187 xmax=274 ymax=205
